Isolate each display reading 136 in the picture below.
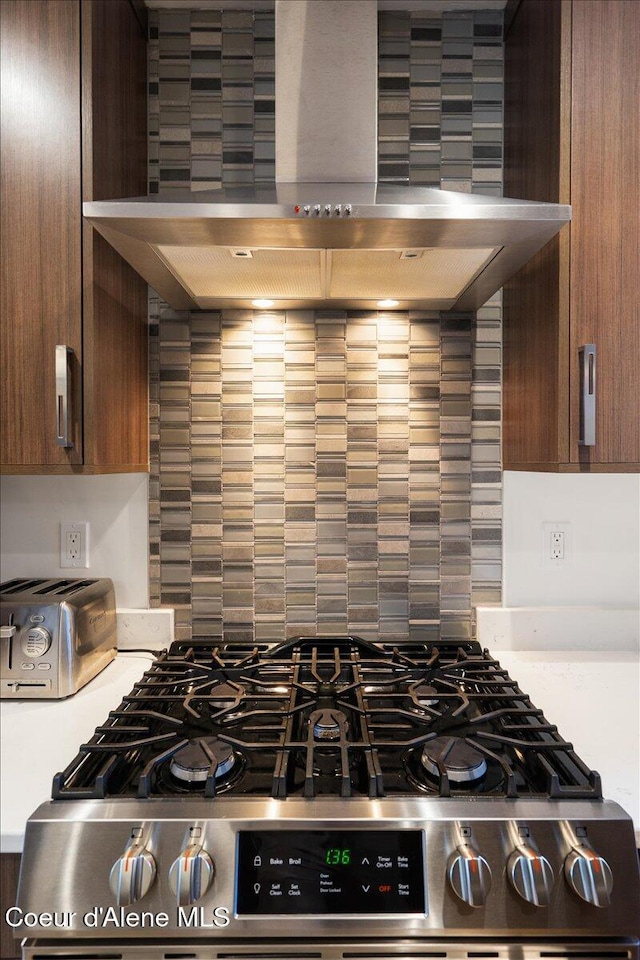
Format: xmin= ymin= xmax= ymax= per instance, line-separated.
xmin=325 ymin=848 xmax=351 ymax=865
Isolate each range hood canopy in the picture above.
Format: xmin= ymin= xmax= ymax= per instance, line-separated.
xmin=85 ymin=183 xmax=569 ymax=311
xmin=84 ymin=1 xmax=570 ymax=312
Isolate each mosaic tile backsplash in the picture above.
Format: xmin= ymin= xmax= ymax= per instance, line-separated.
xmin=148 ymin=7 xmax=503 ymax=643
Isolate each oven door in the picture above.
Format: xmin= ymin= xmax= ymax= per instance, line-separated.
xmin=19 ymin=937 xmax=640 ymax=960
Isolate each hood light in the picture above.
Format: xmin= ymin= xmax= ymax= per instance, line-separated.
xmin=252 ymin=299 xmax=275 ymax=309
xmin=377 ymin=299 xmax=399 ymax=309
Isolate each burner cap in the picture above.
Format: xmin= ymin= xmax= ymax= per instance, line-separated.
xmin=414 ymin=683 xmax=439 ymax=707
xmin=210 ymin=681 xmax=241 ymax=710
xmin=312 ymin=709 xmax=347 ymax=741
xmin=170 ymin=737 xmax=235 ymax=784
xmin=420 ymin=736 xmax=487 ymax=784
xmin=212 ymin=681 xmax=238 ymax=698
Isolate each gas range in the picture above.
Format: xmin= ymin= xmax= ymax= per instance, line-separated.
xmin=14 ymin=636 xmax=640 ymax=959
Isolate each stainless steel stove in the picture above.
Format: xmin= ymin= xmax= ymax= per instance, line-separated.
xmin=13 ymin=636 xmax=640 ymax=959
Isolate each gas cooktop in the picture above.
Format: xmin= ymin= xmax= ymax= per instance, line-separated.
xmin=53 ymin=635 xmax=601 ymax=802
xmin=14 ymin=635 xmax=640 ymax=956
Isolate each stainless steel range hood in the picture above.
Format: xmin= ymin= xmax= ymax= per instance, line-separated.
xmin=83 ymin=1 xmax=570 ymax=312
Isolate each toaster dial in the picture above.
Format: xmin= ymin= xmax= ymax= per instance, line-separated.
xmin=21 ymin=626 xmax=52 ymax=658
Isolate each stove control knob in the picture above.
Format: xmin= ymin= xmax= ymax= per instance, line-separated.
xmin=448 ymin=844 xmax=492 ymax=907
xmin=109 ymin=841 xmax=156 ymax=905
xmin=508 ymin=845 xmax=554 ymax=907
xmin=564 ymin=847 xmax=613 ymax=907
xmin=169 ymin=844 xmax=215 ymax=906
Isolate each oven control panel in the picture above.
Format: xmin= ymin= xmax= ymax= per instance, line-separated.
xmin=14 ymin=799 xmax=640 ymax=940
xmin=236 ymin=830 xmax=425 ymax=915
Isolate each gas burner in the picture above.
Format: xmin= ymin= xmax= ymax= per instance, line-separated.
xmin=212 ymin=681 xmax=240 ymax=699
xmin=421 ymin=736 xmax=487 ymax=784
xmin=170 ymin=737 xmax=235 ymax=784
xmin=209 ymin=682 xmax=242 ymax=708
xmin=413 ymin=683 xmax=439 ymax=708
xmin=312 ymin=708 xmax=348 ymax=741
xmin=52 ymin=637 xmax=605 ymax=802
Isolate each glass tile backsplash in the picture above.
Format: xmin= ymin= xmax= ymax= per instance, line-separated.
xmin=148 ymin=7 xmax=503 ymax=642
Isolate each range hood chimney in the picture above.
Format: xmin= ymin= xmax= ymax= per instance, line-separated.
xmin=275 ymin=0 xmax=378 ymax=183
xmin=84 ymin=1 xmax=570 ymax=312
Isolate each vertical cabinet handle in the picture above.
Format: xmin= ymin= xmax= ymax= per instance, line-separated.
xmin=578 ymin=344 xmax=596 ymax=447
xmin=55 ymin=345 xmax=74 ymax=448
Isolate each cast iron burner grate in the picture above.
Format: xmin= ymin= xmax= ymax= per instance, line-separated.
xmin=52 ymin=636 xmax=602 ymax=802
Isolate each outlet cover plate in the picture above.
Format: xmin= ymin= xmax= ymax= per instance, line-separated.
xmin=542 ymin=520 xmax=571 ymax=568
xmin=60 ymin=521 xmax=90 ymax=569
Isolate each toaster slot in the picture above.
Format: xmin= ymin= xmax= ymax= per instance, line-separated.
xmin=32 ymin=578 xmax=78 ymax=595
xmin=52 ymin=578 xmax=96 ymax=596
xmin=0 ymin=578 xmax=47 ymax=595
xmin=32 ymin=578 xmax=97 ymax=597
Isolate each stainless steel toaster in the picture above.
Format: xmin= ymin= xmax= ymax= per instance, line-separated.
xmin=0 ymin=577 xmax=117 ymax=699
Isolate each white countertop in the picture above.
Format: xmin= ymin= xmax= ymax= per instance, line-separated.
xmin=1 ymin=648 xmax=638 ymax=853
xmin=0 ymin=652 xmax=155 ymax=853
xmin=494 ymin=650 xmax=639 ymax=844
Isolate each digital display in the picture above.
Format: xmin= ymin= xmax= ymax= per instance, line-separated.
xmin=236 ymin=830 xmax=426 ymax=915
xmin=325 ymin=847 xmax=351 ymax=865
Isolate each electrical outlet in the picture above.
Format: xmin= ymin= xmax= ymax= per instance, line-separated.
xmin=550 ymin=531 xmax=565 ymax=560
xmin=60 ymin=521 xmax=89 ymax=569
xmin=542 ymin=521 xmax=571 ymax=566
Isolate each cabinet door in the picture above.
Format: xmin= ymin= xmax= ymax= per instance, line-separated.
xmin=0 ymin=0 xmax=83 ymax=467
xmin=81 ymin=0 xmax=149 ymax=471
xmin=503 ymin=0 xmax=569 ymax=471
xmin=569 ymin=0 xmax=640 ymax=466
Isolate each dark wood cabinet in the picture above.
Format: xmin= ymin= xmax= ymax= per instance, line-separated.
xmin=0 ymin=0 xmax=148 ymax=474
xmin=1 ymin=854 xmax=21 ymax=960
xmin=503 ymin=0 xmax=640 ymax=471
